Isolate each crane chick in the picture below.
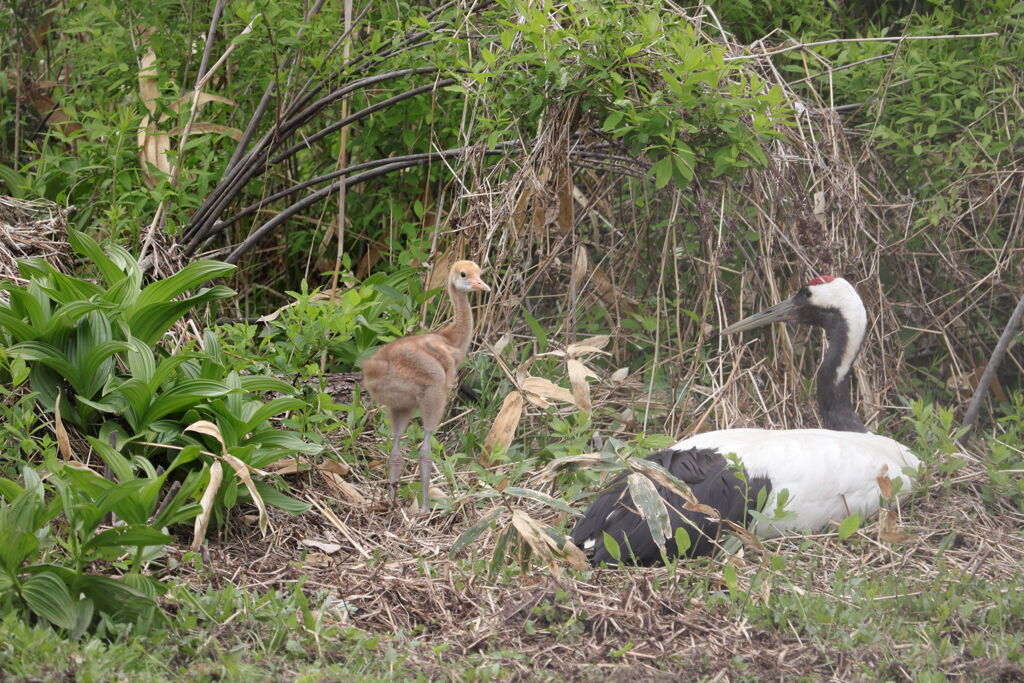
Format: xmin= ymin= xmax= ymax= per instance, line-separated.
xmin=362 ymin=260 xmax=490 ymax=512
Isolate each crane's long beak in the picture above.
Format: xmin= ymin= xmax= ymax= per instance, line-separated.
xmin=720 ymin=296 xmax=799 ymax=335
xmin=469 ymin=277 xmax=490 ymax=292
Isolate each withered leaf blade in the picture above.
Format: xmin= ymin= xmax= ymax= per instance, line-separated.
xmin=876 ymin=473 xmax=893 ymax=499
xmin=321 ymin=470 xmax=366 ymax=504
xmin=185 ymin=420 xmax=228 ymax=456
xmin=521 ymin=376 xmax=576 ymax=405
xmin=319 ymin=460 xmax=351 ymax=476
xmin=566 ymin=358 xmax=597 ymax=413
xmin=539 ymin=452 xmax=605 ymax=481
xmin=610 ymin=366 xmax=630 ymax=383
xmin=191 ymin=460 xmax=223 ymax=551
xmin=483 ymin=391 xmax=524 ymax=458
xmin=567 ymin=334 xmax=611 ymax=357
xmin=53 ymin=389 xmax=74 ymax=462
xmin=222 ymin=453 xmax=270 ymax=536
xmin=299 ymin=539 xmax=343 ymax=554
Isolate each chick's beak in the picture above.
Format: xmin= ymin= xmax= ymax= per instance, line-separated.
xmin=469 ymin=277 xmax=490 ymax=292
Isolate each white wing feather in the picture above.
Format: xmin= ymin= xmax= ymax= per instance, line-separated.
xmin=672 ymin=429 xmax=920 ymax=537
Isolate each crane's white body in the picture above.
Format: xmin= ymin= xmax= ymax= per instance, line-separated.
xmin=673 ymin=428 xmax=920 ymax=537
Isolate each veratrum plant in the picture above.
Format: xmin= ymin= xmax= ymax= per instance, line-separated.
xmin=0 ymin=229 xmax=235 ymax=426
xmin=0 ymin=464 xmax=179 ymax=637
xmin=0 ymin=230 xmax=318 ymax=518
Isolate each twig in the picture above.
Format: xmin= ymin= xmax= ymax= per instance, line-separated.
xmin=959 ymin=290 xmax=1024 ymax=443
xmin=725 ymin=32 xmax=999 ymax=62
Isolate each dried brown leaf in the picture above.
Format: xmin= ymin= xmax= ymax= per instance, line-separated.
xmin=610 ymin=366 xmax=630 ymax=383
xmin=572 ymin=244 xmax=589 ymax=292
xmin=321 ymin=470 xmax=366 ymax=504
xmin=319 ymin=460 xmax=351 ymax=476
xmin=566 ymin=334 xmax=611 ymax=357
xmin=185 ymin=420 xmax=227 ymax=455
xmin=876 ymin=473 xmax=893 ymax=500
xmin=483 ymin=391 xmax=523 ymax=463
xmin=222 ymin=453 xmax=270 ymax=536
xmin=299 ymin=539 xmax=343 ymax=554
xmin=53 ymin=389 xmax=74 ymax=462
xmin=521 ymin=376 xmax=576 ymax=406
xmin=566 ymin=358 xmax=597 ymax=413
xmin=191 ymin=460 xmax=223 ymax=551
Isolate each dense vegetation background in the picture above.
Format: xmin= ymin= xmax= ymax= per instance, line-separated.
xmin=0 ymin=0 xmax=1022 ymax=679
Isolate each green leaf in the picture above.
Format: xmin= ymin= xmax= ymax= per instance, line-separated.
xmin=135 ymin=261 xmax=236 ymax=309
xmin=652 ymin=157 xmax=673 ymax=189
xmin=0 ymin=528 xmax=39 ymax=572
xmin=67 ymin=229 xmax=126 ymax=287
xmin=22 ymin=570 xmax=76 ymax=630
xmin=0 ymin=477 xmax=25 ymax=501
xmin=673 ymin=526 xmax=691 ymax=556
xmin=243 ymin=397 xmax=305 ymax=432
xmin=9 ymin=341 xmax=79 ymax=387
xmin=86 ymin=437 xmax=134 ymax=483
xmin=0 ymin=308 xmax=38 ymax=343
xmin=837 ymin=513 xmax=861 ymax=541
xmin=450 ymin=507 xmax=503 ymax=556
xmin=602 ymin=532 xmax=622 ymax=564
xmin=252 ymin=481 xmax=310 ymax=515
xmin=137 ymin=379 xmax=233 ymax=425
xmin=83 ymin=525 xmax=173 ymax=552
xmin=127 ymin=286 xmax=235 ymax=346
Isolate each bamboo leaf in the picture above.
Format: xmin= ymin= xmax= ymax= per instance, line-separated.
xmin=450 ymin=506 xmax=503 ymax=556
xmin=626 ymin=473 xmax=672 ymax=546
xmin=482 ymin=391 xmax=523 ymax=462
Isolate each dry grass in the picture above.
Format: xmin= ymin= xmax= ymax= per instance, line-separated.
xmin=171 ymin=427 xmax=1024 ymax=680
xmin=0 ymin=196 xmax=71 ymax=286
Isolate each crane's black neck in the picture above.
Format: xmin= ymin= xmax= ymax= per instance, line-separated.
xmin=815 ymin=319 xmax=868 ymax=433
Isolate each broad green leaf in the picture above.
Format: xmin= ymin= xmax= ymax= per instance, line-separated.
xmin=74 ymin=574 xmax=156 ymax=615
xmin=0 ymin=477 xmax=25 ymax=501
xmin=252 ymin=481 xmax=310 ymax=515
xmin=22 ymin=571 xmax=76 ymax=630
xmin=134 ymin=261 xmax=236 ymax=309
xmin=86 ymin=437 xmax=134 ymax=483
xmin=602 ymin=532 xmax=622 ymax=564
xmin=238 ymin=375 xmax=296 ymax=394
xmin=69 ymin=596 xmax=95 ymax=639
xmin=9 ymin=341 xmax=78 ymax=386
xmin=93 ymin=481 xmax=152 ymax=525
xmin=137 ymin=379 xmax=233 ymax=425
xmin=127 ymin=286 xmax=235 ymax=346
xmin=83 ymin=525 xmax=173 ymax=552
xmin=67 ymin=229 xmax=126 ymax=286
xmin=838 ymin=513 xmax=861 ymax=541
xmin=243 ymin=397 xmax=306 ymax=432
xmin=0 ymin=528 xmax=39 ymax=572
xmin=0 ymin=308 xmax=37 ymax=343
xmin=674 ymin=526 xmax=691 ymax=555
xmin=450 ymin=507 xmax=503 ymax=556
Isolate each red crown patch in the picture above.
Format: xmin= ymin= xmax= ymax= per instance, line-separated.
xmin=805 ymin=276 xmax=836 ymax=287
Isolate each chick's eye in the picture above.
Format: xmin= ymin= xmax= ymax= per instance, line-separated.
xmin=460 ymin=272 xmax=466 ymax=278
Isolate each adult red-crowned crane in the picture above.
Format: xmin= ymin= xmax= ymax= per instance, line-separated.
xmin=570 ymin=276 xmax=919 ymax=566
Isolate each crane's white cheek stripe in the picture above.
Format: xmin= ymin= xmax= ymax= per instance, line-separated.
xmin=808 ymin=279 xmax=867 ymax=384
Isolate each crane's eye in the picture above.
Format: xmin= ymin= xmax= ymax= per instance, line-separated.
xmin=800 ymin=288 xmax=811 ymax=299
xmin=460 ymin=271 xmax=466 ymax=278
